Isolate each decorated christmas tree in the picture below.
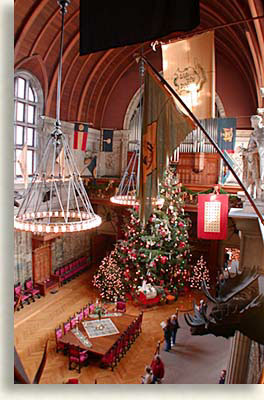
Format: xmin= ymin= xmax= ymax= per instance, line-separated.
xmin=93 ymin=166 xmax=192 ymax=299
xmin=93 ymin=250 xmax=126 ymax=301
xmin=142 ymin=167 xmax=192 ymax=294
xmin=189 ymin=255 xmax=210 ymax=290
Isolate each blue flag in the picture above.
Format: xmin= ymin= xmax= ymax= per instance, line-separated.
xmin=217 ymin=118 xmax=236 ymax=153
xmin=221 ymin=150 xmax=234 ymax=184
xmin=102 ymin=130 xmax=113 ymax=152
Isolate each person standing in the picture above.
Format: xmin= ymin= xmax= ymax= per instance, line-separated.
xmin=141 ymin=366 xmax=153 ymax=384
xmin=170 ymin=312 xmax=180 ymax=346
xmin=218 ymin=369 xmax=226 ymax=384
xmin=151 ymin=355 xmax=165 ymax=384
xmin=163 ymin=318 xmax=172 ymax=352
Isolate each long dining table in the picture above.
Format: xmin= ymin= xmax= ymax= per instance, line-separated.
xmin=60 ymin=313 xmax=136 ymax=357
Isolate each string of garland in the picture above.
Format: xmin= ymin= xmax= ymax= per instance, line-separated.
xmin=84 ymin=179 xmax=240 ymax=203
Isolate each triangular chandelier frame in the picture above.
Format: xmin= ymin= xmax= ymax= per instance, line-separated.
xmin=14 ymin=0 xmax=101 ymax=234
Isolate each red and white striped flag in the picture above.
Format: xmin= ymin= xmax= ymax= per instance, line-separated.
xmin=73 ymin=123 xmax=88 ymax=151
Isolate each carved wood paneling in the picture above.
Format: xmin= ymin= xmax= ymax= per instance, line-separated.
xmin=176 ymin=153 xmax=220 ymax=185
xmin=32 ymin=243 xmax=51 ymax=283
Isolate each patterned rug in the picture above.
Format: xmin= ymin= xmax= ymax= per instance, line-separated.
xmin=82 ymin=318 xmax=119 ymax=338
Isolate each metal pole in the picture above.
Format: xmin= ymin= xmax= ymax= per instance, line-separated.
xmin=140 ymin=56 xmax=264 ymax=225
xmin=56 ymin=0 xmax=70 ymax=125
xmin=153 ymin=15 xmax=264 ymax=48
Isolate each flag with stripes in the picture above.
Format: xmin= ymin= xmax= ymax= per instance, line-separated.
xmin=73 ymin=123 xmax=88 ymax=151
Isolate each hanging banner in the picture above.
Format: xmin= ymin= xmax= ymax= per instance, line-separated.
xmin=217 ymin=118 xmax=236 ymax=153
xmin=102 ymin=129 xmax=113 ymax=152
xmin=220 ymin=150 xmax=235 ymax=185
xmin=162 ymin=31 xmax=215 ymax=119
xmin=139 ymin=66 xmax=195 ymax=224
xmin=73 ymin=123 xmax=88 ymax=151
xmin=197 ymin=194 xmax=228 ymax=240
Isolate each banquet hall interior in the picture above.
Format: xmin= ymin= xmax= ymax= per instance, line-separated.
xmin=13 ymin=0 xmax=264 ymax=384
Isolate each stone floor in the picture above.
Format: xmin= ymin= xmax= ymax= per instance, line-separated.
xmin=161 ymin=317 xmax=231 ymax=384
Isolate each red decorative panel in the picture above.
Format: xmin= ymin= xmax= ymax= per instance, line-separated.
xmin=197 ymin=194 xmax=229 ymax=240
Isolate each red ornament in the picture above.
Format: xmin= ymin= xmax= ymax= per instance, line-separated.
xmin=179 ymin=242 xmax=185 ymax=248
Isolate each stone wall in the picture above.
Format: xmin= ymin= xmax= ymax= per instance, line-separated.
xmin=246 ymin=341 xmax=264 ymax=383
xmin=14 ymin=230 xmax=92 ymax=284
xmin=14 ymin=231 xmax=32 ymax=285
xmin=51 ymin=231 xmax=92 ymax=271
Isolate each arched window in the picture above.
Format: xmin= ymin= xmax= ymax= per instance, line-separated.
xmin=14 ymin=71 xmax=43 ymax=180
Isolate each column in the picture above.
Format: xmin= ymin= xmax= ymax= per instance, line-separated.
xmin=225 ymin=331 xmax=251 ymax=383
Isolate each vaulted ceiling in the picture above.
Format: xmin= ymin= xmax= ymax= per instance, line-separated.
xmin=15 ymin=0 xmax=264 ymax=129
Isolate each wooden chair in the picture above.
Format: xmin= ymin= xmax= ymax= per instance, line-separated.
xmin=14 ymin=282 xmax=32 ymax=307
xmin=116 ymin=300 xmax=126 ymax=313
xmin=68 ymin=345 xmax=89 ymax=373
xmin=63 ymin=321 xmax=71 ymax=335
xmin=24 ymin=278 xmax=41 ymax=301
xmin=55 ymin=326 xmax=68 ymax=354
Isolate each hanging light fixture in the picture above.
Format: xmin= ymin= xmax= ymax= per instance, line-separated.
xmin=14 ymin=0 xmax=101 ymax=234
xmin=110 ymin=58 xmax=163 ymax=207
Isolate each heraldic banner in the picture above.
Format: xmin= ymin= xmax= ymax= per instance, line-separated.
xmin=161 ymin=31 xmax=215 ymax=120
xmin=139 ymin=66 xmax=195 ymax=224
xmin=101 ymin=129 xmax=113 ymax=152
xmin=73 ymin=123 xmax=88 ymax=151
xmin=217 ymin=117 xmax=236 ymax=153
xmin=197 ymin=194 xmax=228 ymax=240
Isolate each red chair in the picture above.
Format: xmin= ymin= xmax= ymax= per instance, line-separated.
xmin=83 ymin=305 xmax=89 ymax=319
xmin=89 ymin=304 xmax=95 ymax=314
xmin=70 ymin=316 xmax=77 ymax=330
xmin=55 ymin=327 xmax=67 ymax=354
xmin=63 ymin=321 xmax=71 ymax=335
xmin=14 ymin=282 xmax=32 ymax=308
xmin=100 ymin=346 xmax=116 ymax=371
xmin=24 ymin=278 xmax=41 ymax=301
xmin=122 ymin=330 xmax=130 ymax=353
xmin=115 ymin=336 xmax=125 ymax=362
xmin=63 ymin=265 xmax=71 ymax=282
xmin=116 ymin=300 xmax=126 ymax=313
xmin=66 ymin=378 xmax=79 ymax=384
xmin=60 ymin=266 xmax=66 ymax=284
xmin=68 ymin=345 xmax=89 ymax=373
xmin=54 ymin=268 xmax=63 ymax=287
xmin=77 ymin=310 xmax=84 ymax=322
